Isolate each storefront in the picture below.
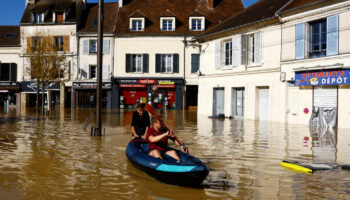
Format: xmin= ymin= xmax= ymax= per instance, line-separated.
xmin=21 ymin=81 xmax=60 ymax=107
xmin=72 ymin=82 xmax=112 ymax=108
xmin=0 ymin=82 xmax=20 ymax=109
xmin=293 ymin=68 xmax=350 ymax=128
xmin=112 ymin=78 xmax=184 ymax=109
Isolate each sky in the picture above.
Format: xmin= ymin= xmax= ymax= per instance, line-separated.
xmin=0 ymin=0 xmax=258 ymax=26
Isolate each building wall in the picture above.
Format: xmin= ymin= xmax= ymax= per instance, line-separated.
xmin=0 ymin=47 xmax=22 ymax=81
xmin=281 ymin=1 xmax=350 ymax=128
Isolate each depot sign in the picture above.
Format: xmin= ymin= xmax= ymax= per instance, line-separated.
xmin=295 ymin=69 xmax=350 ymax=86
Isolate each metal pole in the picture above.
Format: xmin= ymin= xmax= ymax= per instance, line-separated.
xmin=95 ymin=0 xmax=104 ymax=136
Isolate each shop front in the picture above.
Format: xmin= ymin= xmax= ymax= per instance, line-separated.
xmin=21 ymin=81 xmax=60 ymax=107
xmin=112 ymin=78 xmax=184 ymax=109
xmin=72 ymin=82 xmax=112 ymax=108
xmin=293 ymin=68 xmax=350 ymax=129
xmin=0 ymin=82 xmax=20 ymax=109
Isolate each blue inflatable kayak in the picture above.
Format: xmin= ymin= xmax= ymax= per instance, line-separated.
xmin=126 ymin=138 xmax=209 ymax=187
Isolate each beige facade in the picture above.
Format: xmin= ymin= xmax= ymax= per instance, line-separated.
xmin=281 ymin=1 xmax=350 ymax=128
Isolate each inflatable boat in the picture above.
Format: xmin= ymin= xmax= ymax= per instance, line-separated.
xmin=126 ymin=138 xmax=209 ymax=187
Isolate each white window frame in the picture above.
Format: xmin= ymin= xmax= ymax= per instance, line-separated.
xmin=130 ymin=18 xmax=145 ymax=31
xmin=189 ymin=17 xmax=205 ymax=31
xmin=224 ymin=40 xmax=232 ymax=67
xmin=161 ymin=54 xmax=173 ymax=73
xmin=160 ymin=17 xmax=175 ymax=31
xmin=132 ymin=54 xmax=144 ymax=73
xmin=89 ymin=40 xmax=97 ymax=54
xmin=35 ymin=13 xmax=43 ymax=23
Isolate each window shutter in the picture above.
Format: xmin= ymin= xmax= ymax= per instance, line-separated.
xmin=83 ymin=40 xmax=89 ymax=55
xmin=191 ymin=54 xmax=200 ymax=73
xmin=173 ymin=54 xmax=179 ymax=73
xmin=82 ymin=64 xmax=88 ymax=79
xmin=215 ymin=41 xmax=221 ymax=69
xmin=103 ymin=39 xmax=110 ymax=54
xmin=241 ymin=35 xmax=248 ymax=65
xmin=125 ymin=54 xmax=131 ymax=73
xmin=295 ymin=23 xmax=305 ymax=59
xmin=103 ymin=65 xmax=109 ymax=79
xmin=232 ymin=36 xmax=241 ymax=67
xmin=143 ymin=54 xmax=149 ymax=73
xmin=156 ymin=54 xmax=161 ymax=73
xmin=64 ymin=36 xmax=69 ymax=52
xmin=254 ymin=32 xmax=261 ymax=64
xmin=27 ymin=37 xmax=32 ymax=53
xmin=11 ymin=63 xmax=17 ymax=82
xmin=327 ymin=15 xmax=338 ymax=56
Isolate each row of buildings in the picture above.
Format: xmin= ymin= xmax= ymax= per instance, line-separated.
xmin=1 ymin=0 xmax=350 ymax=128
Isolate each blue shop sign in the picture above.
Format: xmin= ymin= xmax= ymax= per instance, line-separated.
xmin=295 ymin=69 xmax=350 ymax=86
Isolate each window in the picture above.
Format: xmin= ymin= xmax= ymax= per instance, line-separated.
xmin=32 ymin=37 xmax=42 ymax=52
xmin=295 ymin=15 xmax=338 ymax=60
xmin=0 ymin=63 xmax=17 ymax=82
xmin=54 ymin=36 xmax=64 ymax=51
xmin=35 ymin=14 xmax=43 ymax=23
xmin=56 ymin=12 xmax=64 ymax=23
xmin=224 ymin=41 xmax=232 ymax=66
xmin=89 ymin=40 xmax=97 ymax=54
xmin=189 ymin=17 xmax=205 ymax=31
xmin=90 ymin=65 xmax=96 ymax=79
xmin=309 ymin=20 xmax=327 ymax=58
xmin=125 ymin=54 xmax=149 ymax=73
xmin=131 ymin=19 xmax=143 ymax=31
xmin=161 ymin=18 xmax=175 ymax=31
xmin=191 ymin=54 xmax=200 ymax=73
xmin=156 ymin=54 xmax=179 ymax=73
xmin=241 ymin=32 xmax=261 ymax=65
xmin=5 ymin=33 xmax=16 ymax=38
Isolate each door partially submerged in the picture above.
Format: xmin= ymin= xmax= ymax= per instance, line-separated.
xmin=213 ymin=88 xmax=225 ymax=117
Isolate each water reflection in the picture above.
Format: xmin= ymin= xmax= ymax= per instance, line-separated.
xmin=0 ymin=109 xmax=350 ymax=199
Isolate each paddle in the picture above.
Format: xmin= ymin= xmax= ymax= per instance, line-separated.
xmin=145 ymin=104 xmax=189 ymax=153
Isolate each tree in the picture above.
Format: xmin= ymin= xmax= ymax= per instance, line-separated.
xmin=26 ymin=33 xmax=68 ymax=114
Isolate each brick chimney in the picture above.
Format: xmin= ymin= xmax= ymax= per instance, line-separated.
xmin=208 ymin=0 xmax=214 ymax=8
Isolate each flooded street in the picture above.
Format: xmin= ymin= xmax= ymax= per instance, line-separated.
xmin=1 ymin=108 xmax=350 ymax=200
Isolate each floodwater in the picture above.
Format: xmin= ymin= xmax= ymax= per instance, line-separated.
xmin=0 ymin=107 xmax=350 ymax=200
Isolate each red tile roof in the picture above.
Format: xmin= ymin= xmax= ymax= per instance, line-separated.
xmin=115 ymin=0 xmax=244 ymax=37
xmin=279 ymin=0 xmax=346 ymax=14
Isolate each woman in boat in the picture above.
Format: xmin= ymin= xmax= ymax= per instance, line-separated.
xmin=146 ymin=117 xmax=189 ymax=161
xmin=131 ymin=104 xmax=150 ymax=140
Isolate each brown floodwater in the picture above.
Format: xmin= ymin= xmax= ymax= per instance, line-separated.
xmin=0 ymin=107 xmax=350 ymax=199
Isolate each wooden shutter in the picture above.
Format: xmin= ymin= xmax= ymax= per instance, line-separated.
xmin=143 ymin=54 xmax=149 ymax=73
xmin=64 ymin=36 xmax=69 ymax=52
xmin=254 ymin=32 xmax=261 ymax=64
xmin=82 ymin=40 xmax=89 ymax=55
xmin=103 ymin=65 xmax=109 ymax=79
xmin=48 ymin=36 xmax=54 ymax=52
xmin=103 ymin=39 xmax=110 ymax=54
xmin=232 ymin=36 xmax=241 ymax=67
xmin=173 ymin=54 xmax=179 ymax=73
xmin=27 ymin=37 xmax=32 ymax=53
xmin=327 ymin=15 xmax=339 ymax=56
xmin=11 ymin=63 xmax=17 ymax=82
xmin=241 ymin=35 xmax=248 ymax=65
xmin=191 ymin=54 xmax=199 ymax=73
xmin=215 ymin=41 xmax=221 ymax=69
xmin=156 ymin=54 xmax=161 ymax=73
xmin=125 ymin=54 xmax=131 ymax=73
xmin=295 ymin=23 xmax=305 ymax=59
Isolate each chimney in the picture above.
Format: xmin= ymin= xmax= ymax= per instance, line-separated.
xmin=119 ymin=0 xmax=123 ymax=7
xmin=208 ymin=0 xmax=214 ymax=8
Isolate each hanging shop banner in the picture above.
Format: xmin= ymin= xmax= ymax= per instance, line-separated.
xmin=21 ymin=81 xmax=59 ymax=92
xmin=73 ymin=82 xmax=112 ymax=89
xmin=295 ymin=69 xmax=350 ymax=86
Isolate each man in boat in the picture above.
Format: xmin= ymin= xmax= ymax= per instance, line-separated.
xmin=147 ymin=117 xmax=189 ymax=161
xmin=131 ymin=104 xmax=150 ymax=140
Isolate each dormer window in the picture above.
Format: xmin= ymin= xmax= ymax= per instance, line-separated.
xmin=35 ymin=13 xmax=43 ymax=24
xmin=161 ymin=17 xmax=175 ymax=31
xmin=189 ymin=17 xmax=205 ymax=31
xmin=56 ymin=12 xmax=64 ymax=23
xmin=130 ymin=18 xmax=144 ymax=31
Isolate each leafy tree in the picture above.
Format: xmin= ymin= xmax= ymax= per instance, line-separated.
xmin=26 ymin=33 xmax=68 ymax=114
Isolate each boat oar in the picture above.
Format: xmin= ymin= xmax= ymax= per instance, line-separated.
xmin=145 ymin=104 xmax=189 ymax=153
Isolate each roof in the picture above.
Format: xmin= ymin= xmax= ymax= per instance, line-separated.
xmin=115 ymin=0 xmax=244 ymax=37
xmin=20 ymin=0 xmax=81 ymax=24
xmin=78 ymin=3 xmax=119 ymax=34
xmin=279 ymin=0 xmax=347 ymax=14
xmin=197 ymin=0 xmax=291 ymax=41
xmin=0 ymin=26 xmax=20 ymax=47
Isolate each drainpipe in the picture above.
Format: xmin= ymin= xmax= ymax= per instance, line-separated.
xmin=183 ymin=35 xmax=187 ymax=110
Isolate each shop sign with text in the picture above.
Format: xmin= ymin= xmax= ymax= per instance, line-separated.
xmin=295 ymin=69 xmax=350 ymax=86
